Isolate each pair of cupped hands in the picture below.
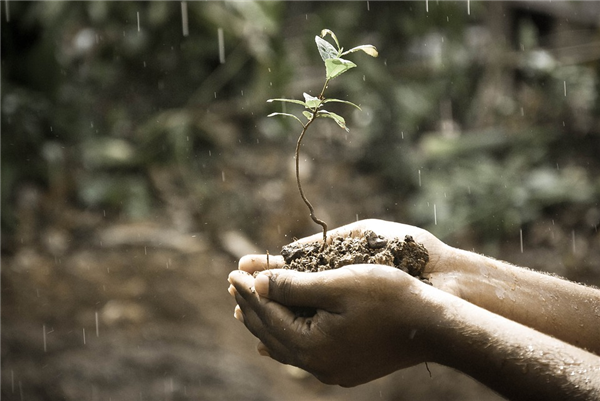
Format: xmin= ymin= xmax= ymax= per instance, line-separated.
xmin=228 ymin=219 xmax=465 ymax=387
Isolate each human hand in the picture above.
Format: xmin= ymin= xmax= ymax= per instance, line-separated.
xmin=228 ymin=264 xmax=439 ymax=387
xmin=239 ymin=219 xmax=461 ymax=296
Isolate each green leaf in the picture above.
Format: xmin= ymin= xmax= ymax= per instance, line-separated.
xmin=320 ymin=29 xmax=340 ymax=50
xmin=267 ymin=112 xmax=305 ymax=126
xmin=267 ymin=98 xmax=308 ymax=107
xmin=315 ymin=35 xmax=339 ymax=61
xmin=341 ymin=45 xmax=379 ymax=58
xmin=324 ymin=58 xmax=357 ymax=80
xmin=303 ymin=92 xmax=321 ymax=110
xmin=322 ymin=98 xmax=362 ymax=110
xmin=302 ymin=111 xmax=314 ymax=120
xmin=317 ymin=110 xmax=349 ymax=132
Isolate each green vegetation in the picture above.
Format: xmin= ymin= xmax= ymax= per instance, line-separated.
xmin=267 ymin=29 xmax=378 ymax=247
xmin=2 ymin=1 xmax=599 ymax=252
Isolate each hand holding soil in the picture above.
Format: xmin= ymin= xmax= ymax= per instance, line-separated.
xmin=229 ymin=264 xmax=438 ymax=387
xmin=229 ymin=219 xmax=600 ymax=399
xmin=238 ymin=219 xmax=459 ymax=295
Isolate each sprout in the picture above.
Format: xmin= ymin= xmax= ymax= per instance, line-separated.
xmin=267 ymin=29 xmax=378 ymax=249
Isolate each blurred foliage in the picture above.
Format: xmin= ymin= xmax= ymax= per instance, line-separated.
xmin=2 ymin=1 xmax=599 ymax=244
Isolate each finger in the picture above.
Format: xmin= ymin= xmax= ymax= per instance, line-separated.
xmin=234 ymin=304 xmax=244 ymax=322
xmin=230 ymin=269 xmax=303 ymax=334
xmin=234 ymin=287 xmax=302 ymax=366
xmin=257 ymin=341 xmax=271 ymax=357
xmin=253 ymin=268 xmax=349 ymax=310
xmin=238 ymin=254 xmax=286 ymax=274
xmin=256 ymin=340 xmax=297 ymax=368
xmin=229 ymin=270 xmax=261 ymax=307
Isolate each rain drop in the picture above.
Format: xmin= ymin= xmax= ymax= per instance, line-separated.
xmin=95 ymin=311 xmax=99 ymax=337
xmin=43 ymin=324 xmax=47 ymax=352
xmin=433 ymin=204 xmax=437 ymax=225
xmin=520 ymin=229 xmax=523 ymax=253
xmin=218 ymin=28 xmax=225 ymax=64
xmin=137 ymin=11 xmax=140 ymax=32
xmin=4 ymin=0 xmax=10 ymax=22
xmin=181 ymin=1 xmax=189 ymax=37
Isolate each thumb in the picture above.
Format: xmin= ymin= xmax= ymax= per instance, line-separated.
xmin=255 ymin=269 xmax=342 ymax=310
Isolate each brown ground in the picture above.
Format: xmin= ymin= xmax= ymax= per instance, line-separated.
xmin=3 ymin=145 xmax=597 ymax=400
xmin=1 ymin=206 xmax=504 ymax=400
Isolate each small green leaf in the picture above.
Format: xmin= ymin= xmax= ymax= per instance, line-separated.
xmin=267 ymin=112 xmax=305 ymax=126
xmin=322 ymin=98 xmax=362 ymax=110
xmin=302 ymin=111 xmax=314 ymax=120
xmin=303 ymin=92 xmax=321 ymax=110
xmin=317 ymin=110 xmax=349 ymax=132
xmin=315 ymin=36 xmax=339 ymax=61
xmin=320 ymin=29 xmax=340 ymax=50
xmin=324 ymin=58 xmax=357 ymax=80
xmin=267 ymin=98 xmax=308 ymax=107
xmin=341 ymin=45 xmax=379 ymax=58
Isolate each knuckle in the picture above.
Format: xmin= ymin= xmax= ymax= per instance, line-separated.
xmin=276 ymin=273 xmax=297 ymax=304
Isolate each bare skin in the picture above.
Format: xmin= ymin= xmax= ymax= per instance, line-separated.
xmin=228 ymin=219 xmax=600 ymax=400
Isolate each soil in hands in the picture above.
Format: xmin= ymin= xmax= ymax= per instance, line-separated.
xmin=281 ymin=230 xmax=429 ymax=277
xmin=279 ymin=231 xmax=429 ymax=317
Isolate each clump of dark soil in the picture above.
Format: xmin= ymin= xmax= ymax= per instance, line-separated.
xmin=279 ymin=231 xmax=429 ymax=317
xmin=281 ymin=230 xmax=429 ymax=279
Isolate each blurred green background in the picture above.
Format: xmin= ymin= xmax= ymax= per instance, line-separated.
xmin=2 ymin=1 xmax=599 ymax=400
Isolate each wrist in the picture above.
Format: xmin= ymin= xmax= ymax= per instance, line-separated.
xmin=423 ymin=244 xmax=470 ymax=298
xmin=393 ymin=278 xmax=457 ymax=365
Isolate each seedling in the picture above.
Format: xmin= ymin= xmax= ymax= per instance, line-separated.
xmin=267 ymin=29 xmax=378 ymax=249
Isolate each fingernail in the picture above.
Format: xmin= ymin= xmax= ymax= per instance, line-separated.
xmin=257 ymin=344 xmax=271 ymax=357
xmin=228 ymin=284 xmax=236 ymax=297
xmin=234 ymin=305 xmax=244 ymax=323
xmin=252 ymin=286 xmax=261 ymax=301
xmin=255 ymin=273 xmax=270 ymax=297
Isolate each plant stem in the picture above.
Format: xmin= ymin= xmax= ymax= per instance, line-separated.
xmin=291 ymin=78 xmax=331 ymax=250
xmin=295 ymin=112 xmax=328 ymax=250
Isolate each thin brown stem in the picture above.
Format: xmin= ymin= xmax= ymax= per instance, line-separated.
xmin=295 ymin=113 xmax=328 ymax=250
xmin=318 ymin=78 xmax=330 ymax=99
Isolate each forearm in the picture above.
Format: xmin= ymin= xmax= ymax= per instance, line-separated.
xmin=428 ymin=247 xmax=600 ymax=354
xmin=424 ymin=287 xmax=600 ymax=401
